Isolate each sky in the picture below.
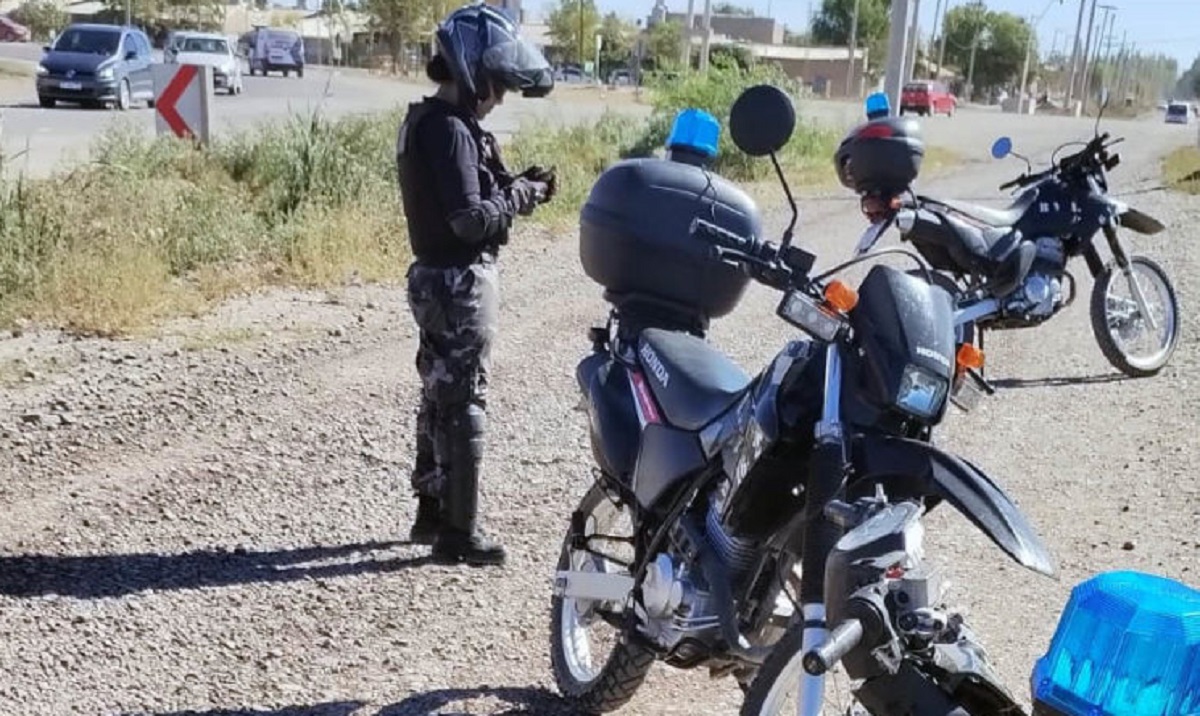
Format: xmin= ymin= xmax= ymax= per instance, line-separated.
xmin=540 ymin=0 xmax=1200 ymax=71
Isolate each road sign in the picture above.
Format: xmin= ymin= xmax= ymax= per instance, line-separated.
xmin=152 ymin=63 xmax=212 ymax=144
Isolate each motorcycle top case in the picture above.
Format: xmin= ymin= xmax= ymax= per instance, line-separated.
xmin=1032 ymin=570 xmax=1200 ymax=716
xmin=579 ymin=157 xmax=761 ymax=323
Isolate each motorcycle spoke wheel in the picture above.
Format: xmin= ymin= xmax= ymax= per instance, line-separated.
xmin=550 ymin=483 xmax=653 ymax=713
xmin=1090 ymin=256 xmax=1179 ymax=377
xmin=740 ymin=621 xmax=863 ymax=716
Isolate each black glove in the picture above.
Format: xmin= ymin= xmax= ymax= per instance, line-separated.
xmin=520 ymin=165 xmax=557 ymax=204
xmin=507 ymin=177 xmax=548 ymax=216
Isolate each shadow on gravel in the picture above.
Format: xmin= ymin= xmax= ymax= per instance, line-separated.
xmin=991 ymin=373 xmax=1129 ymax=390
xmin=126 ymin=703 xmax=365 ymax=716
xmin=0 ymin=540 xmax=434 ymax=599
xmin=380 ymin=686 xmax=572 ymax=716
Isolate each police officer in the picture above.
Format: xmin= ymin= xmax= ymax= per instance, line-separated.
xmin=396 ymin=3 xmax=555 ymax=566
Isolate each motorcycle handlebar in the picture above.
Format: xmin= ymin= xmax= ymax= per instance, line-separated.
xmin=690 ymin=217 xmax=761 ymax=257
xmin=802 ymin=618 xmax=864 ymax=676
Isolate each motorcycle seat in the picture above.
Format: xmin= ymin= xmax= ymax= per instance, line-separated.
xmin=637 ymin=328 xmax=752 ymax=431
xmin=935 ymin=192 xmax=1037 ymax=228
xmin=906 ymin=209 xmax=1034 ymax=296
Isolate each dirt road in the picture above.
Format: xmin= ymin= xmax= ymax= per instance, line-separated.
xmin=0 ymin=109 xmax=1197 ymax=716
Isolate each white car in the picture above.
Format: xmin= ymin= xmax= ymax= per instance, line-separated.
xmin=167 ymin=32 xmax=244 ymax=96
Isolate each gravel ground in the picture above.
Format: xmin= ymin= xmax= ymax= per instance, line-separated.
xmin=0 ymin=109 xmax=1197 ymax=716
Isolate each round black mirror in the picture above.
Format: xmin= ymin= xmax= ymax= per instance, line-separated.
xmin=729 ymin=84 xmax=796 ymax=157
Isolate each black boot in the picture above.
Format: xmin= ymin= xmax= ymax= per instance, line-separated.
xmin=432 ymin=405 xmax=506 ymax=567
xmin=407 ymin=494 xmax=443 ymax=545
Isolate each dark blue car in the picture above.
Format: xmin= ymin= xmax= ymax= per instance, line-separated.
xmin=36 ymin=23 xmax=155 ymax=110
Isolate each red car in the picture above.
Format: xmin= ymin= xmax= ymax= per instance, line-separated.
xmin=901 ymin=81 xmax=957 ymax=117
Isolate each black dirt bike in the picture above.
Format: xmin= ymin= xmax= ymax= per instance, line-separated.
xmin=548 ymin=84 xmax=1057 ymax=716
xmin=850 ymin=100 xmax=1180 ymax=380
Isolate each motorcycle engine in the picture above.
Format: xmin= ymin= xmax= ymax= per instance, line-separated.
xmin=634 ymin=489 xmax=760 ymax=660
xmin=1007 ymin=237 xmax=1067 ymax=319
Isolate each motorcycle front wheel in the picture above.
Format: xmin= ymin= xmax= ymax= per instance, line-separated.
xmin=1089 ymin=255 xmax=1180 ymax=377
xmin=549 ymin=481 xmax=654 ymax=714
xmin=740 ymin=620 xmax=1005 ymax=716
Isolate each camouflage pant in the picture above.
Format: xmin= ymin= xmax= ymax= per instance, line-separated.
xmin=406 ymin=255 xmax=499 ymax=497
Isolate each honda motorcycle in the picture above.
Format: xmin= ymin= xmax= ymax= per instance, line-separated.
xmin=548 ymin=84 xmax=1057 ymax=716
xmin=851 ymin=98 xmax=1180 ymax=379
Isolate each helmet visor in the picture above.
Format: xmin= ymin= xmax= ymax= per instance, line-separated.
xmin=482 ymin=39 xmax=554 ymax=97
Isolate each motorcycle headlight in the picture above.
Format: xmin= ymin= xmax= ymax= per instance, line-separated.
xmin=97 ymin=67 xmax=114 ymax=80
xmin=895 ymin=364 xmax=948 ymax=419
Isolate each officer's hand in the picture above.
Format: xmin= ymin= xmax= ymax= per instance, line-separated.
xmin=521 ymin=165 xmax=558 ymax=203
xmin=508 ymin=178 xmax=546 ymax=216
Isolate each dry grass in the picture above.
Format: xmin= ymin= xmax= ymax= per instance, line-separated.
xmin=1163 ymin=146 xmax=1200 ymax=195
xmin=0 ymin=72 xmax=847 ymax=337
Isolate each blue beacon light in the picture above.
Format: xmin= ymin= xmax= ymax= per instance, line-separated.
xmin=666 ymin=108 xmax=720 ymax=166
xmin=1032 ymin=570 xmax=1200 ymax=716
xmin=865 ymin=92 xmax=890 ymax=120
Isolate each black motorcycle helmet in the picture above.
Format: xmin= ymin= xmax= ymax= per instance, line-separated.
xmin=434 ymin=3 xmax=554 ymax=108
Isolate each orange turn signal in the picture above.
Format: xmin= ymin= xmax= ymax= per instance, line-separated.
xmin=956 ymin=343 xmax=985 ymax=371
xmin=824 ymin=281 xmax=859 ymax=313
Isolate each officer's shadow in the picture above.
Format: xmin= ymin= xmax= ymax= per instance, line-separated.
xmin=0 ymin=540 xmax=433 ymax=600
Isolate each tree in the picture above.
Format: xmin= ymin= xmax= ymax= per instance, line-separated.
xmin=598 ymin=12 xmax=634 ymax=72
xmin=812 ymin=0 xmax=891 ymax=71
xmin=547 ymin=0 xmax=601 ymax=66
xmin=1177 ymin=55 xmax=1200 ymax=99
xmin=362 ymin=0 xmax=455 ymax=71
xmin=10 ymin=0 xmax=65 ymax=41
xmin=713 ymin=2 xmax=754 ymax=15
xmin=939 ymin=3 xmax=1032 ymax=96
xmin=644 ymin=18 xmax=683 ymax=70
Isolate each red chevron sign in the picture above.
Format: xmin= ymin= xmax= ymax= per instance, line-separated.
xmin=156 ymin=64 xmax=198 ymax=139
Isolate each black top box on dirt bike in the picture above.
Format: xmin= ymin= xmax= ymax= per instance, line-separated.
xmin=579 ymin=157 xmax=761 ymax=327
xmin=834 ymin=116 xmax=925 ymax=196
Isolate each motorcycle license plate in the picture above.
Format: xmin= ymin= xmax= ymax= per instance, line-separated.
xmin=59 ymin=81 xmax=82 ymax=90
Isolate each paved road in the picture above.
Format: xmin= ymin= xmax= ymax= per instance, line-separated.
xmin=0 ymin=42 xmax=652 ymax=177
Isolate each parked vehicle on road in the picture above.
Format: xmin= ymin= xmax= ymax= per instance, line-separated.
xmin=850 ymin=94 xmax=1180 ymax=380
xmin=240 ymin=26 xmax=303 ymax=77
xmin=548 ymin=86 xmax=1056 ymax=716
xmin=167 ymin=32 xmax=244 ymax=95
xmin=36 ymin=23 xmax=156 ymax=110
xmin=900 ymin=80 xmax=956 ymax=117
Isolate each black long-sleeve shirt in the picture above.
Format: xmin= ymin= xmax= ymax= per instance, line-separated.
xmin=396 ymin=97 xmax=515 ymax=267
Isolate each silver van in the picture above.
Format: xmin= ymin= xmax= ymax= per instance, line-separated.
xmin=240 ymin=26 xmax=304 ymax=77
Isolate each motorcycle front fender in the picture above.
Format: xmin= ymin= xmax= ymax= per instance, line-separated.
xmin=1118 ymin=206 xmax=1166 ymax=235
xmin=847 ymin=434 xmax=1057 ymax=578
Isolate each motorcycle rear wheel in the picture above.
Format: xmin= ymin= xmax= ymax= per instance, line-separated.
xmin=549 ymin=481 xmax=654 ymax=714
xmin=1089 ymin=255 xmax=1179 ymax=377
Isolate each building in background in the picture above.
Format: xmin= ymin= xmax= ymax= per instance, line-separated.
xmin=665 ymin=11 xmax=783 ymax=45
xmin=484 ymin=0 xmax=524 ymax=24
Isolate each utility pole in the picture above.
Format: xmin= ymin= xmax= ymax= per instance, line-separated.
xmin=1081 ymin=4 xmax=1113 ymax=112
xmin=966 ymin=29 xmax=982 ymax=102
xmin=883 ymin=0 xmax=912 ymax=114
xmin=698 ymin=0 xmax=712 ymax=73
xmin=846 ymin=0 xmax=862 ymax=98
xmin=1064 ymin=0 xmax=1088 ymax=108
xmin=1076 ymin=0 xmax=1099 ymax=106
xmin=936 ymin=0 xmax=951 ymax=82
xmin=682 ymin=0 xmax=695 ymax=69
xmin=578 ymin=0 xmax=585 ymax=67
xmin=929 ymin=0 xmax=944 ymax=78
xmin=905 ymin=0 xmax=922 ymax=84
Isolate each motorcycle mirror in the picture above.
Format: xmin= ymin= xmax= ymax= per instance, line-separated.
xmin=729 ymin=84 xmax=796 ymax=157
xmin=730 ymin=84 xmax=800 ymax=252
xmin=991 ymin=137 xmax=1013 ymax=160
